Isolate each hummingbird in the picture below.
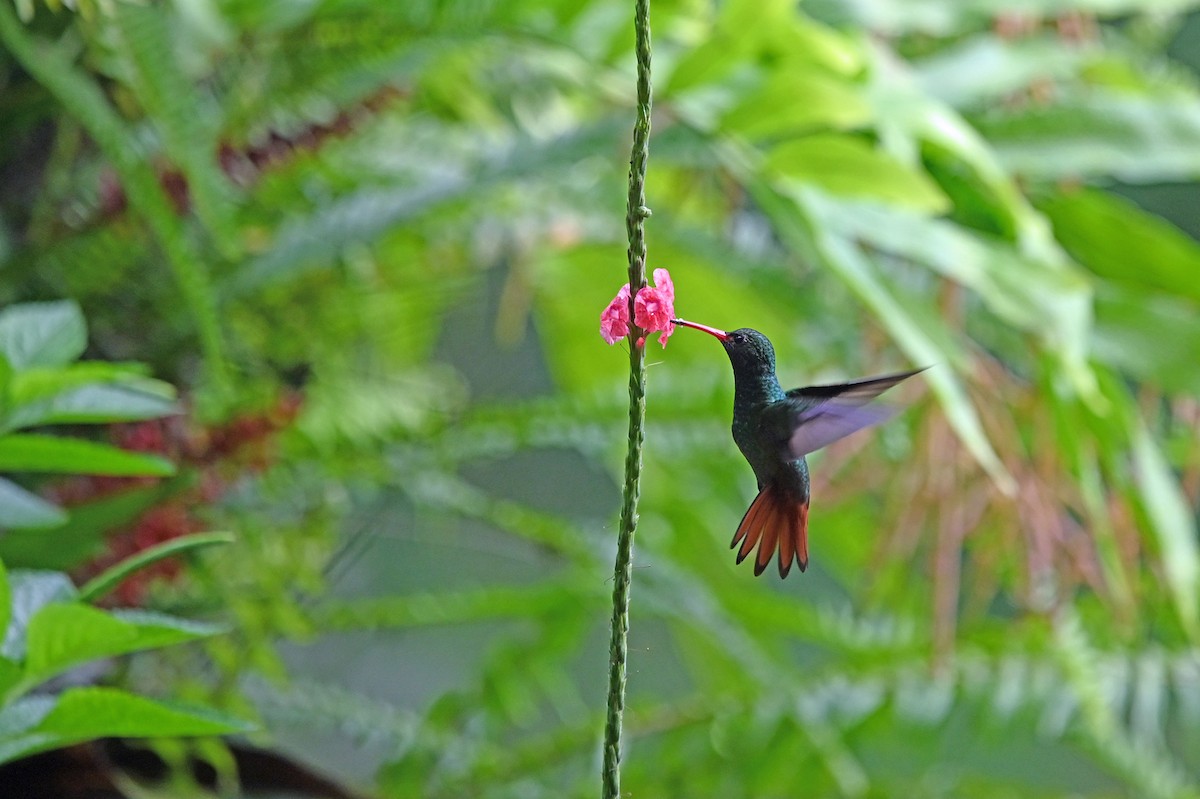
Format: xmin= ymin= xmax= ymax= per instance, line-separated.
xmin=672 ymin=319 xmax=923 ymax=578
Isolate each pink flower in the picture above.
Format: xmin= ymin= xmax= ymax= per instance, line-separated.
xmin=599 ymin=268 xmax=676 ymax=348
xmin=600 ymin=284 xmax=631 ymax=344
xmin=634 ymin=269 xmax=675 ymax=347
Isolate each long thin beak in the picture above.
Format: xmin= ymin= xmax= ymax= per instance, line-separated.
xmin=671 ymin=318 xmax=729 ymax=341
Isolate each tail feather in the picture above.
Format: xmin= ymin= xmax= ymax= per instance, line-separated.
xmin=734 ymin=496 xmax=767 ymax=564
xmin=733 ymin=486 xmax=810 ymax=577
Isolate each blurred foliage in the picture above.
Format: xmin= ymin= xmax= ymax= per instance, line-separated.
xmin=2 ymin=0 xmax=1200 ymax=796
xmin=0 ymin=552 xmax=249 ymax=767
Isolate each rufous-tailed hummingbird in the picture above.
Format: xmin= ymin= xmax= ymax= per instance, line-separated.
xmin=672 ymin=319 xmax=923 ymax=578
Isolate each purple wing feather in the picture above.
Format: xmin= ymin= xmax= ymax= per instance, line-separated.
xmin=785 ymin=369 xmax=924 ymax=458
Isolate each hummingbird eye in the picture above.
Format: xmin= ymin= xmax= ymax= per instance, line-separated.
xmin=730 ymin=332 xmax=745 ymax=344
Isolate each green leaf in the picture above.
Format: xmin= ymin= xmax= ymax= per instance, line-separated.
xmin=113 ymin=2 xmax=240 ymax=254
xmin=665 ymin=0 xmax=860 ymax=94
xmin=1131 ymin=423 xmax=1200 ymax=639
xmin=0 ymin=302 xmax=86 ymax=371
xmin=78 ymin=531 xmax=235 ymax=603
xmin=0 ymin=694 xmax=54 ymax=764
xmin=6 ymin=364 xmax=175 ymax=431
xmin=1 ymin=571 xmax=76 ymax=662
xmin=20 ymin=603 xmax=225 ymax=692
xmin=0 ymin=658 xmax=18 ymax=702
xmin=974 ymin=93 xmax=1200 ymax=182
xmin=7 ymin=383 xmax=178 ymax=429
xmin=0 ymin=481 xmax=176 ymax=571
xmin=721 ymin=71 xmax=870 ymax=139
xmin=0 ymin=4 xmax=230 ymax=397
xmin=1092 ymin=287 xmax=1200 ymax=393
xmin=1036 ymin=188 xmax=1200 ymax=304
xmin=0 ymin=355 xmax=11 ymax=428
xmin=0 ymin=688 xmax=251 ymax=765
xmin=0 ymin=558 xmax=9 ymax=653
xmin=754 ymin=185 xmax=1015 ymax=492
xmin=914 ymin=34 xmax=1098 ymax=108
xmin=0 ymin=476 xmax=67 ymax=530
xmin=765 ymin=135 xmax=950 ymax=213
xmin=807 ymin=194 xmax=1100 ymax=406
xmin=0 ymin=434 xmax=174 ymax=476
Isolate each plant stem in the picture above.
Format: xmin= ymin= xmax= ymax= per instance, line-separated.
xmin=603 ymin=0 xmax=653 ymax=797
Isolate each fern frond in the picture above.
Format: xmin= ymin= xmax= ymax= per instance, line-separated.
xmin=0 ymin=3 xmax=230 ymax=399
xmin=112 ymin=2 xmax=241 ymax=255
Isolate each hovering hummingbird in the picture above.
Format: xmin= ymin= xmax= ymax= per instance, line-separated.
xmin=672 ymin=319 xmax=923 ymax=578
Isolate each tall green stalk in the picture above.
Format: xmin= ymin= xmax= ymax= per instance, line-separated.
xmin=602 ymin=0 xmax=653 ymax=797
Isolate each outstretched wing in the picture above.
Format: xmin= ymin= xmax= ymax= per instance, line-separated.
xmin=777 ymin=369 xmax=925 ymax=458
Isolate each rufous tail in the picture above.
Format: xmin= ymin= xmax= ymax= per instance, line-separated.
xmin=730 ymin=485 xmax=809 ymax=577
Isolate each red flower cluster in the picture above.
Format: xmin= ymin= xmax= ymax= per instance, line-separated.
xmin=600 ymin=268 xmax=676 ymax=347
xmin=65 ymin=391 xmax=304 ymax=605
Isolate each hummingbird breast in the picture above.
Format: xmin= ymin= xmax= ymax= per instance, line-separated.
xmin=731 ymin=376 xmax=788 ymax=488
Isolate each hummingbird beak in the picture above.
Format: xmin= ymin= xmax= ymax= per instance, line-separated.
xmin=671 ymin=318 xmax=729 ymax=341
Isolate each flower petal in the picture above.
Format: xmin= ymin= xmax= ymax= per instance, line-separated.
xmin=600 ymin=284 xmax=632 ymax=344
xmin=652 ymin=268 xmax=674 ymax=303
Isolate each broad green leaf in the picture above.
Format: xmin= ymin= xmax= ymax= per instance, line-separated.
xmin=20 ymin=604 xmax=224 ymax=692
xmin=0 ymin=476 xmax=67 ymax=530
xmin=1036 ymin=188 xmax=1200 ymax=305
xmin=765 ymin=135 xmax=950 ymax=213
xmin=0 ymin=687 xmax=250 ymax=765
xmin=6 ymin=364 xmax=175 ymax=430
xmin=0 ymin=571 xmax=76 ymax=662
xmin=974 ymin=93 xmax=1200 ymax=182
xmin=1092 ymin=284 xmax=1200 ymax=393
xmin=0 ymin=434 xmax=174 ymax=476
xmin=6 ymin=383 xmax=178 ymax=429
xmin=721 ymin=71 xmax=870 ymax=139
xmin=0 ymin=302 xmax=86 ymax=371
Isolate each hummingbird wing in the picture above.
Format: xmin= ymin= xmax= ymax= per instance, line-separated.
xmin=778 ymin=369 xmax=924 ymax=458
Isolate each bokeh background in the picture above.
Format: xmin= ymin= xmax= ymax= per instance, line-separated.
xmin=3 ymin=0 xmax=1200 ymax=796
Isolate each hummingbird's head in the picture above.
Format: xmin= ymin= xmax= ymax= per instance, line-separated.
xmin=672 ymin=320 xmax=777 ymax=377
xmin=721 ymin=328 xmax=776 ymax=377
